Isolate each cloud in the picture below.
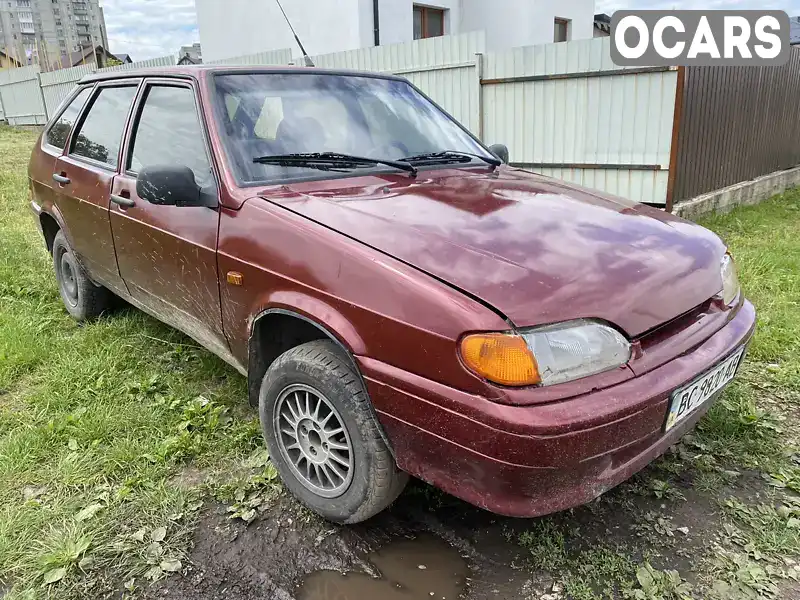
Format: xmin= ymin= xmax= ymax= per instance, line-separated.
xmin=102 ymin=0 xmax=198 ymax=60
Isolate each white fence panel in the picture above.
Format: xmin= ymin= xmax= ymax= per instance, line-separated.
xmin=481 ymin=37 xmax=677 ymax=205
xmin=36 ymin=56 xmax=177 ymax=120
xmin=40 ymin=64 xmax=95 ymax=119
xmin=207 ymin=48 xmax=292 ymax=66
xmin=98 ymin=55 xmax=176 ymax=73
xmin=0 ymin=66 xmax=46 ymax=125
xmin=306 ymin=32 xmax=485 ymax=134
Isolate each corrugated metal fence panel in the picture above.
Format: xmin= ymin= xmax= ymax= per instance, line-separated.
xmin=307 ymin=31 xmax=485 ymax=70
xmin=0 ymin=65 xmax=46 ymax=125
xmin=97 ymin=54 xmax=177 ymax=73
xmin=36 ymin=56 xmax=178 ymax=120
xmin=482 ymin=37 xmax=677 ymax=205
xmin=673 ymin=46 xmax=800 ymax=202
xmin=531 ymin=168 xmax=669 ymax=206
xmin=305 ymin=32 xmax=485 ymax=135
xmin=207 ymin=48 xmax=293 ymax=66
xmin=40 ymin=64 xmax=95 ymax=119
xmin=402 ymin=63 xmax=480 ymax=135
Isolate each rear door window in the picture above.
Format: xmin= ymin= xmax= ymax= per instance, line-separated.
xmin=126 ymin=84 xmax=213 ymax=189
xmin=46 ymin=87 xmax=92 ymax=150
xmin=70 ymin=85 xmax=138 ymax=168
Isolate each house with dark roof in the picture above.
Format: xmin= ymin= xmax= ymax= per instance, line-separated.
xmin=51 ymin=45 xmax=122 ymax=70
xmin=177 ymin=53 xmax=201 ymax=65
xmin=594 ymin=13 xmax=611 ymax=38
xmin=0 ymin=49 xmax=22 ymax=69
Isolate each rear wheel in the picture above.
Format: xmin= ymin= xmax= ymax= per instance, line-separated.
xmin=52 ymin=231 xmax=112 ymax=321
xmin=259 ymin=340 xmax=408 ymax=523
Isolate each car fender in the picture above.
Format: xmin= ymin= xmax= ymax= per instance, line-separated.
xmin=247 ymin=290 xmax=367 ymax=356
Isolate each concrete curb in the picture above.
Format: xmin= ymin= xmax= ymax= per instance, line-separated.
xmin=673 ymin=166 xmax=800 ymax=220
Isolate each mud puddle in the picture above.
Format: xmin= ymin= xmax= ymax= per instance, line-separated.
xmin=296 ymin=533 xmax=468 ymax=600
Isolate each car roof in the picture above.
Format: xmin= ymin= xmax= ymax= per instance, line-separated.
xmin=79 ymin=65 xmax=407 ymax=84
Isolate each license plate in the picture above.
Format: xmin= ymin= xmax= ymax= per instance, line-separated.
xmin=665 ymin=347 xmax=745 ymax=431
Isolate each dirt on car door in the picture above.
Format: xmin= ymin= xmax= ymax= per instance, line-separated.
xmin=47 ymin=83 xmax=140 ymax=296
xmin=108 ymin=79 xmax=230 ymax=362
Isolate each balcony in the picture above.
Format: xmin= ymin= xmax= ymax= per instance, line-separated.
xmin=19 ymin=22 xmax=35 ymax=34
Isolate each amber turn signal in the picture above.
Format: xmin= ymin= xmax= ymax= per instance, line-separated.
xmin=460 ymin=333 xmax=541 ymax=386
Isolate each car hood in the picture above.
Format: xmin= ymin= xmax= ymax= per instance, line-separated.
xmin=260 ymin=167 xmax=725 ymax=337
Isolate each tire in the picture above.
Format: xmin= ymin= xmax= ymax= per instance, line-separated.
xmin=52 ymin=231 xmax=112 ymax=321
xmin=259 ymin=340 xmax=408 ymax=524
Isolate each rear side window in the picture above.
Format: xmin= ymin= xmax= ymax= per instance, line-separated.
xmin=70 ymin=86 xmax=138 ymax=168
xmin=127 ymin=85 xmax=213 ymax=188
xmin=46 ymin=87 xmax=91 ymax=149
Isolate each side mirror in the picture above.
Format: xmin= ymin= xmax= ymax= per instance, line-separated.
xmin=136 ymin=165 xmax=216 ymax=208
xmin=488 ymin=143 xmax=510 ymax=165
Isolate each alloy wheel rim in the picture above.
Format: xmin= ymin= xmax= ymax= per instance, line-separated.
xmin=59 ymin=253 xmax=78 ymax=307
xmin=273 ymin=383 xmax=354 ymax=498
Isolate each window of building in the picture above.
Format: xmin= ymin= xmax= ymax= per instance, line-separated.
xmin=554 ymin=18 xmax=571 ymax=43
xmin=46 ymin=87 xmax=91 ymax=149
xmin=413 ymin=5 xmax=445 ymax=40
xmin=70 ymin=86 xmax=138 ymax=167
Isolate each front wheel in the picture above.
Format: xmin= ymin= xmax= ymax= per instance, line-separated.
xmin=259 ymin=340 xmax=408 ymax=523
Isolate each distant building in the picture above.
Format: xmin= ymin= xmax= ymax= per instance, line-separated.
xmin=0 ymin=47 xmax=21 ymax=68
xmin=593 ymin=13 xmax=610 ymax=38
xmin=791 ymin=16 xmax=800 ymax=46
xmin=0 ymin=0 xmax=108 ymax=67
xmin=50 ymin=44 xmax=120 ymax=69
xmin=115 ymin=53 xmax=133 ymax=64
xmin=178 ymin=42 xmax=202 ymax=63
xmin=196 ymin=0 xmax=595 ymax=62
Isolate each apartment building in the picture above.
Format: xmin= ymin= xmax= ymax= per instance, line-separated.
xmin=0 ymin=0 xmax=108 ymax=66
xmin=196 ymin=0 xmax=595 ymax=62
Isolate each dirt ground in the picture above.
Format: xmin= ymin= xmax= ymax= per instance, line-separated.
xmin=147 ymin=460 xmax=796 ymax=600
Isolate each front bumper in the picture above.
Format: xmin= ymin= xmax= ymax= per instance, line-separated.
xmin=358 ymin=299 xmax=756 ymax=517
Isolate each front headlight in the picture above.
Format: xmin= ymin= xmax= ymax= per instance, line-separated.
xmin=720 ymin=253 xmax=740 ymax=305
xmin=459 ymin=320 xmax=631 ymax=387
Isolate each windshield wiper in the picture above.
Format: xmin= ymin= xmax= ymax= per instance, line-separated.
xmin=400 ymin=151 xmax=501 ymax=168
xmin=253 ymin=152 xmax=417 ymax=176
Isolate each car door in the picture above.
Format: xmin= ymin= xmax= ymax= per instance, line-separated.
xmin=51 ymin=81 xmax=140 ymax=295
xmin=109 ymin=79 xmax=229 ymax=359
xmin=30 ymin=85 xmax=93 ymax=237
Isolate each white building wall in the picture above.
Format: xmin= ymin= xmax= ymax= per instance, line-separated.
xmin=196 ymin=0 xmax=596 ymax=62
xmin=196 ymin=0 xmax=364 ymax=62
xmin=377 ymin=0 xmax=462 ymax=46
xmin=460 ymin=0 xmax=595 ymax=51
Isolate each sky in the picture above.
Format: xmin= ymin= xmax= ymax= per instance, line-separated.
xmin=103 ymin=0 xmax=800 ymax=61
xmin=102 ymin=0 xmax=199 ymax=60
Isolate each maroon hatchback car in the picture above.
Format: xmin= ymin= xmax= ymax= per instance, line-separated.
xmin=28 ymin=66 xmax=755 ymax=523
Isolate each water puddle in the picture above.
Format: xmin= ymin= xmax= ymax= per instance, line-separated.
xmin=297 ymin=533 xmax=468 ymax=600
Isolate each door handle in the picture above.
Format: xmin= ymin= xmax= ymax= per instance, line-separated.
xmin=110 ymin=194 xmax=135 ymax=208
xmin=52 ymin=173 xmax=70 ymax=185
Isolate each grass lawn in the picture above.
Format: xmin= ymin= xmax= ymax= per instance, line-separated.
xmin=0 ymin=126 xmax=265 ymax=598
xmin=1 ymin=124 xmax=799 ymax=599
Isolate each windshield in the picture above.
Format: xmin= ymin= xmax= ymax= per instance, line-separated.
xmin=212 ymin=72 xmax=493 ymax=183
